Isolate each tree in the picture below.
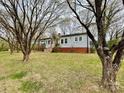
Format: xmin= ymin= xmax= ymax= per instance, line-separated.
xmin=0 ymin=24 xmax=17 ymax=54
xmin=108 ymin=25 xmax=123 ymax=41
xmin=66 ymin=0 xmax=124 ymax=92
xmin=0 ymin=0 xmax=63 ymax=62
xmin=51 ymin=31 xmax=60 ymax=52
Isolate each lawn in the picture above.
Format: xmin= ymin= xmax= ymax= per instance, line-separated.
xmin=0 ymin=52 xmax=124 ymax=93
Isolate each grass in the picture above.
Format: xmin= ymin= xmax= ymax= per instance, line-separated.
xmin=19 ymin=80 xmax=43 ymax=93
xmin=10 ymin=71 xmax=27 ymax=79
xmin=0 ymin=51 xmax=124 ymax=93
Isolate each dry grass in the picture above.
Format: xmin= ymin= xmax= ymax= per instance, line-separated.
xmin=0 ymin=51 xmax=124 ymax=93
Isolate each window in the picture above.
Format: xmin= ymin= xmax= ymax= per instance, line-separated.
xmin=65 ymin=38 xmax=68 ymax=44
xmin=41 ymin=41 xmax=45 ymax=44
xmin=75 ymin=37 xmax=78 ymax=41
xmin=48 ymin=40 xmax=51 ymax=44
xmin=79 ymin=37 xmax=82 ymax=41
xmin=61 ymin=39 xmax=64 ymax=44
xmin=45 ymin=41 xmax=47 ymax=44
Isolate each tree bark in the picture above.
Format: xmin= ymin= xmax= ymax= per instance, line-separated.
xmin=101 ymin=56 xmax=119 ymax=93
xmin=23 ymin=53 xmax=30 ymax=62
xmin=10 ymin=48 xmax=14 ymax=55
xmin=16 ymin=43 xmax=20 ymax=53
xmin=9 ymin=43 xmax=14 ymax=55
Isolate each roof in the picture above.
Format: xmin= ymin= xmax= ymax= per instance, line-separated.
xmin=40 ymin=32 xmax=87 ymax=40
xmin=61 ymin=33 xmax=87 ymax=38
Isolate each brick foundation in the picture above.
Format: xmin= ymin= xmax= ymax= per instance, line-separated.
xmin=57 ymin=48 xmax=90 ymax=53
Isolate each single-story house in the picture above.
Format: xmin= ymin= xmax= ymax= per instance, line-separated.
xmin=40 ymin=33 xmax=93 ymax=53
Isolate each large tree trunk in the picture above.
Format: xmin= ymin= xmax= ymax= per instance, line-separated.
xmin=23 ymin=52 xmax=30 ymax=62
xmin=18 ymin=38 xmax=31 ymax=62
xmin=22 ymin=45 xmax=31 ymax=62
xmin=101 ymin=56 xmax=119 ymax=93
xmin=102 ymin=64 xmax=117 ymax=92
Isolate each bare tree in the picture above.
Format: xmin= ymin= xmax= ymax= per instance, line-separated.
xmin=108 ymin=25 xmax=123 ymax=41
xmin=0 ymin=27 xmax=16 ymax=54
xmin=67 ymin=0 xmax=124 ymax=92
xmin=0 ymin=0 xmax=63 ymax=62
xmin=51 ymin=31 xmax=60 ymax=52
xmin=0 ymin=12 xmax=18 ymax=54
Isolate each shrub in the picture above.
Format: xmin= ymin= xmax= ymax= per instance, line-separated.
xmin=0 ymin=43 xmax=9 ymax=51
xmin=108 ymin=39 xmax=119 ymax=49
xmin=52 ymin=43 xmax=60 ymax=53
xmin=90 ymin=47 xmax=96 ymax=53
xmin=33 ymin=43 xmax=46 ymax=51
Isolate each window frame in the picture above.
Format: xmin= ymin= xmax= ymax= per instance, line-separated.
xmin=79 ymin=36 xmax=82 ymax=41
xmin=75 ymin=37 xmax=78 ymax=41
xmin=61 ymin=39 xmax=64 ymax=44
xmin=65 ymin=38 xmax=68 ymax=44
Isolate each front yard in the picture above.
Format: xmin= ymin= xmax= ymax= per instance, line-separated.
xmin=0 ymin=52 xmax=124 ymax=93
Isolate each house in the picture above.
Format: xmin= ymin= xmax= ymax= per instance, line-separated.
xmin=40 ymin=33 xmax=92 ymax=53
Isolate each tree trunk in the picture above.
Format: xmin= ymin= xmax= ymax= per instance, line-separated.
xmin=101 ymin=57 xmax=119 ymax=93
xmin=16 ymin=43 xmax=20 ymax=53
xmin=23 ymin=53 xmax=30 ymax=62
xmin=10 ymin=48 xmax=14 ymax=55
xmin=16 ymin=48 xmax=19 ymax=53
xmin=9 ymin=44 xmax=14 ymax=55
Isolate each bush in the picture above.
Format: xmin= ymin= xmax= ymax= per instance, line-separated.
xmin=33 ymin=43 xmax=46 ymax=51
xmin=0 ymin=42 xmax=9 ymax=51
xmin=90 ymin=47 xmax=96 ymax=53
xmin=52 ymin=47 xmax=59 ymax=52
xmin=52 ymin=43 xmax=60 ymax=53
xmin=40 ymin=43 xmax=46 ymax=51
xmin=108 ymin=39 xmax=119 ymax=49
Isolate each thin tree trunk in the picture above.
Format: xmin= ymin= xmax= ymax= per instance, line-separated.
xmin=16 ymin=48 xmax=19 ymax=53
xmin=9 ymin=43 xmax=14 ymax=55
xmin=16 ymin=43 xmax=20 ymax=53
xmin=10 ymin=48 xmax=14 ymax=55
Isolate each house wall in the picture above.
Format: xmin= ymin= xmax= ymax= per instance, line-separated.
xmin=59 ymin=34 xmax=91 ymax=48
xmin=40 ymin=34 xmax=92 ymax=53
xmin=41 ymin=39 xmax=53 ymax=48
